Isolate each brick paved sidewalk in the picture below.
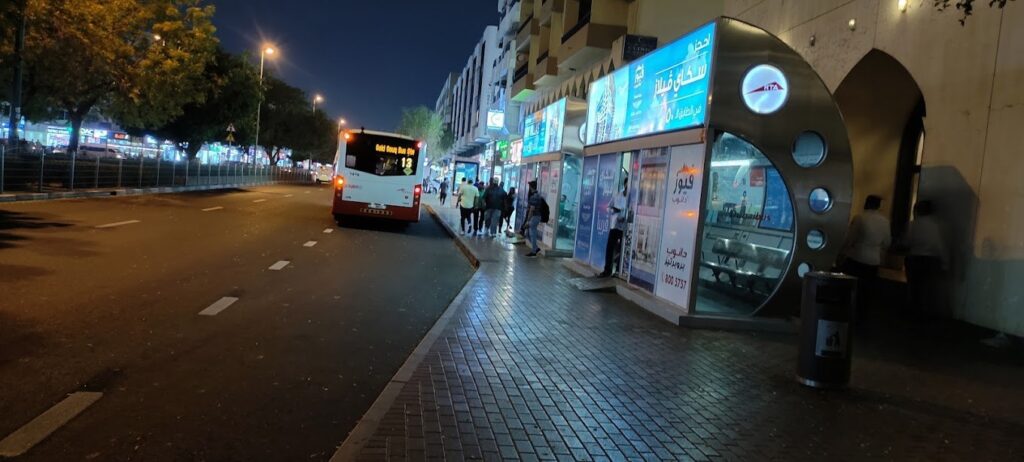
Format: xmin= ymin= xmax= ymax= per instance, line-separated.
xmin=338 ymin=197 xmax=1024 ymax=461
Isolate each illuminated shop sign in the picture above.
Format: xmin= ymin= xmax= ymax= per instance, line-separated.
xmin=486 ymin=110 xmax=505 ymax=130
xmin=587 ymin=21 xmax=716 ymax=145
xmin=509 ymin=139 xmax=523 ymax=164
xmin=741 ymin=64 xmax=789 ymax=114
xmin=522 ymin=98 xmax=566 ymax=158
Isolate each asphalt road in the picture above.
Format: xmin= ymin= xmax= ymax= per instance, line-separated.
xmin=0 ymin=184 xmax=474 ymax=461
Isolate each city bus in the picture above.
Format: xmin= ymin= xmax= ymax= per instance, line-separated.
xmin=331 ymin=129 xmax=423 ymax=224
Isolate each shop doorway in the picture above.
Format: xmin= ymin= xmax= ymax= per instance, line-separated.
xmin=835 ymin=50 xmax=926 ymax=237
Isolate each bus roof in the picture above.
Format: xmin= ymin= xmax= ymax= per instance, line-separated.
xmin=342 ymin=129 xmax=415 ymax=142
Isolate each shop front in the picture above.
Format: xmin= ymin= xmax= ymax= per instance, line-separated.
xmin=516 ymin=98 xmax=586 ymax=254
xmin=575 ymin=17 xmax=853 ymax=320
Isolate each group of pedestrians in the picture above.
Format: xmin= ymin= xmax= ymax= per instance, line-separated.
xmin=450 ymin=177 xmax=516 ymax=237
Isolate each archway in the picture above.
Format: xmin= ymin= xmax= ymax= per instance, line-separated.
xmin=835 ymin=50 xmax=925 ymax=237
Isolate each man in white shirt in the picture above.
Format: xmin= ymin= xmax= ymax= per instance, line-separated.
xmin=902 ymin=200 xmax=947 ymax=313
xmin=457 ymin=178 xmax=479 ymax=234
xmin=840 ymin=195 xmax=892 ymax=316
xmin=599 ymin=179 xmax=628 ymax=277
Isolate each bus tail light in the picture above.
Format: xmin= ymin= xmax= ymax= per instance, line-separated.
xmin=414 ymin=185 xmax=422 ymax=195
xmin=335 ymin=176 xmax=345 ymax=188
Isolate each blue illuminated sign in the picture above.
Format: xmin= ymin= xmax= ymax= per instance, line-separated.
xmin=522 ymin=99 xmax=566 ymax=157
xmin=586 ymin=21 xmax=715 ymax=145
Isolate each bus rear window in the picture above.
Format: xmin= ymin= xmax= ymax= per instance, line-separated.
xmin=346 ymin=135 xmax=419 ymax=176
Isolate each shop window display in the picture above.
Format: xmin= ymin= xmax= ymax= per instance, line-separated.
xmin=696 ymin=133 xmax=796 ymax=316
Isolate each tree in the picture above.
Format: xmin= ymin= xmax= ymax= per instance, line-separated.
xmin=1 ymin=0 xmax=217 ymax=152
xmin=395 ymin=106 xmax=444 ymax=163
xmin=259 ymin=75 xmax=311 ymax=166
xmin=129 ymin=48 xmax=260 ymax=160
xmin=934 ymin=0 xmax=1017 ymax=24
xmin=288 ymin=109 xmax=338 ymax=166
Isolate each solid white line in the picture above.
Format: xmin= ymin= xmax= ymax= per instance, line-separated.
xmin=303 ymin=241 xmax=317 ymax=247
xmin=323 ymin=228 xmax=334 ymax=234
xmin=252 ymin=199 xmax=267 ymax=203
xmin=268 ymin=260 xmax=290 ymax=271
xmin=94 ymin=220 xmax=140 ymax=229
xmin=202 ymin=206 xmax=223 ymax=212
xmin=0 ymin=392 xmax=103 ymax=457
xmin=198 ymin=296 xmax=239 ymax=316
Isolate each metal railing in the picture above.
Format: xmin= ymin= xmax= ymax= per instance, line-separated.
xmin=0 ymin=145 xmax=314 ymax=195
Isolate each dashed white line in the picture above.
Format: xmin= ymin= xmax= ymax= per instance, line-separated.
xmin=323 ymin=228 xmax=334 ymax=234
xmin=0 ymin=392 xmax=103 ymax=457
xmin=304 ymin=191 xmax=311 ymax=194
xmin=284 ymin=194 xmax=294 ymax=198
xmin=252 ymin=199 xmax=267 ymax=203
xmin=268 ymin=260 xmax=290 ymax=271
xmin=198 ymin=296 xmax=239 ymax=316
xmin=303 ymin=241 xmax=318 ymax=247
xmin=202 ymin=206 xmax=224 ymax=212
xmin=94 ymin=220 xmax=140 ymax=229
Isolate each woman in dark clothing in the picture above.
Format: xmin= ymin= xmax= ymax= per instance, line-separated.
xmin=502 ymin=187 xmax=517 ymax=232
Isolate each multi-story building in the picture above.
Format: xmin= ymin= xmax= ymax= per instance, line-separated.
xmin=447 ymin=26 xmax=499 ymax=159
xmin=434 ymin=72 xmax=459 ymax=136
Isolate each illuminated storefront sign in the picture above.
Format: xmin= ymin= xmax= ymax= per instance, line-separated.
xmin=741 ymin=64 xmax=789 ymax=114
xmin=509 ymin=139 xmax=523 ymax=164
xmin=522 ymin=98 xmax=566 ymax=157
xmin=486 ymin=110 xmax=505 ymax=130
xmin=496 ymin=140 xmax=510 ymax=161
xmin=586 ymin=21 xmax=716 ymax=145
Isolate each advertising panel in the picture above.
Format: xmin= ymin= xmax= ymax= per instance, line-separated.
xmin=586 ymin=21 xmax=716 ymax=145
xmin=574 ymin=156 xmax=600 ymax=263
xmin=655 ymin=144 xmax=707 ymax=310
xmin=523 ymin=99 xmax=567 ymax=157
xmin=542 ymin=161 xmax=561 ymax=248
xmin=453 ymin=161 xmax=478 ymax=188
xmin=760 ymin=167 xmax=794 ymax=231
xmin=628 ymin=148 xmax=670 ymax=292
xmin=620 ymin=153 xmax=641 ymax=280
xmin=589 ymin=153 xmax=622 ymax=270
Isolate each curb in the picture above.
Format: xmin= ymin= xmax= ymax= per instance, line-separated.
xmin=424 ymin=203 xmax=482 ymax=268
xmin=0 ymin=181 xmax=298 ymax=204
xmin=331 ymin=212 xmax=483 ymax=461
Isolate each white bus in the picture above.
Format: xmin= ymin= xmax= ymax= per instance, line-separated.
xmin=331 ymin=129 xmax=423 ymax=224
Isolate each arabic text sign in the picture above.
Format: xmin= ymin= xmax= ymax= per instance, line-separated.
xmin=587 ymin=21 xmax=715 ymax=145
xmin=654 ymin=144 xmax=706 ymax=310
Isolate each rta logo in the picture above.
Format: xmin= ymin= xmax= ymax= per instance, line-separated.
xmin=742 ymin=65 xmax=789 ymax=114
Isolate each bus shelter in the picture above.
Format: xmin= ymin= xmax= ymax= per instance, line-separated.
xmin=576 ymin=17 xmax=852 ymax=319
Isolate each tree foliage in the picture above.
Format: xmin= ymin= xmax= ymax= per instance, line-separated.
xmin=129 ymin=48 xmax=260 ymax=159
xmin=1 ymin=0 xmax=217 ymax=151
xmin=258 ymin=76 xmax=335 ymax=166
xmin=934 ymin=0 xmax=1017 ymax=24
xmin=396 ymin=106 xmax=444 ymax=162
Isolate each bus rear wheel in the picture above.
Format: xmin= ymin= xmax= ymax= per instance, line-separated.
xmin=333 ymin=214 xmax=343 ymax=226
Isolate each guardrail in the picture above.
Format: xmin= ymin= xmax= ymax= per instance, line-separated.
xmin=0 ymin=145 xmax=313 ymax=195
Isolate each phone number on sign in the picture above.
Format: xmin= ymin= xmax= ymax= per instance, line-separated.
xmin=662 ymin=273 xmax=688 ymax=289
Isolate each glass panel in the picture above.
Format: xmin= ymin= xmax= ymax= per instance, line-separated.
xmin=798 ymin=262 xmax=813 ymax=277
xmin=809 ymin=188 xmax=832 ymax=213
xmin=793 ymin=131 xmax=827 ymax=167
xmin=696 ymin=132 xmax=795 ymax=316
xmin=557 ymin=155 xmax=582 ymax=251
xmin=807 ymin=229 xmax=826 ymax=250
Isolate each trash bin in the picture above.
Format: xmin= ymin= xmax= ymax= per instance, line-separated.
xmin=796 ymin=271 xmax=857 ymax=389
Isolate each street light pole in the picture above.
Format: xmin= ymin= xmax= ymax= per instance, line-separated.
xmin=313 ymin=94 xmax=323 ymax=112
xmin=254 ymin=46 xmax=274 ymax=167
xmin=7 ymin=0 xmax=27 ymax=145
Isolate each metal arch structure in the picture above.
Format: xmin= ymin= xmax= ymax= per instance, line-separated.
xmin=705 ymin=17 xmax=854 ymax=317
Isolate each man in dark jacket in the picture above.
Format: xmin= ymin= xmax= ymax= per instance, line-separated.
xmin=483 ymin=178 xmax=507 ymax=237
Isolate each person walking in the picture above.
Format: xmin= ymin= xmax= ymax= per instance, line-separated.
xmin=599 ymin=179 xmax=628 ymax=277
xmin=901 ymin=200 xmax=947 ymax=314
xmin=472 ymin=180 xmax=486 ymax=235
xmin=483 ymin=178 xmax=507 ymax=237
xmin=503 ymin=187 xmax=517 ymax=233
xmin=438 ymin=178 xmax=449 ymax=206
xmin=839 ymin=195 xmax=891 ymax=317
xmin=524 ymin=180 xmax=548 ymax=257
xmin=457 ymin=178 xmax=479 ymax=235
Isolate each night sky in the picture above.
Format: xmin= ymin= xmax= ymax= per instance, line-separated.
xmin=211 ymin=0 xmax=497 ymax=130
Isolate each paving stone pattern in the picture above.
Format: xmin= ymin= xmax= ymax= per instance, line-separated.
xmin=355 ymin=202 xmax=1023 ymax=461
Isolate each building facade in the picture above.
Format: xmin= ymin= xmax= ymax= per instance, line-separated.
xmin=447 ymin=26 xmax=500 ymax=159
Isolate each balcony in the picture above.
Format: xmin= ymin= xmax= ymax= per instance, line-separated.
xmin=539 ymin=0 xmax=564 ymax=26
xmin=533 ymin=52 xmax=559 ymax=87
xmin=511 ymin=65 xmax=535 ymax=102
xmin=516 ymin=15 xmax=537 ymax=51
xmin=558 ymin=14 xmax=626 ymax=72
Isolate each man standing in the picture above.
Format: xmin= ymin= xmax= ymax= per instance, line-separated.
xmin=840 ymin=195 xmax=891 ymax=316
xmin=901 ymin=200 xmax=947 ymax=314
xmin=457 ymin=178 xmax=479 ymax=235
xmin=599 ymin=179 xmax=628 ymax=277
xmin=525 ymin=180 xmax=546 ymax=257
xmin=483 ymin=178 xmax=507 ymax=237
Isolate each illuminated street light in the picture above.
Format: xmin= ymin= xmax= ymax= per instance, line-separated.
xmin=254 ymin=44 xmax=277 ymax=165
xmin=313 ymin=94 xmax=324 ymax=111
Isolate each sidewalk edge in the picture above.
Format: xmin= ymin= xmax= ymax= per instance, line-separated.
xmin=424 ymin=203 xmax=481 ymax=268
xmin=330 ymin=268 xmax=482 ymax=462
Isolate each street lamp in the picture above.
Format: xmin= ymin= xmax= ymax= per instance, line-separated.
xmin=254 ymin=45 xmax=276 ymax=165
xmin=338 ymin=118 xmax=347 ymax=128
xmin=313 ymin=94 xmax=324 ymax=112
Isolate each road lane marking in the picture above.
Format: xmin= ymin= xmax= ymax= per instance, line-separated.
xmin=198 ymin=297 xmax=239 ymax=316
xmin=202 ymin=206 xmax=224 ymax=212
xmin=304 ymin=191 xmax=310 ymax=194
xmin=285 ymin=194 xmax=294 ymax=198
xmin=94 ymin=220 xmax=140 ymax=229
xmin=0 ymin=392 xmax=103 ymax=457
xmin=303 ymin=241 xmax=318 ymax=247
xmin=323 ymin=228 xmax=334 ymax=234
xmin=252 ymin=199 xmax=267 ymax=203
xmin=268 ymin=260 xmax=290 ymax=271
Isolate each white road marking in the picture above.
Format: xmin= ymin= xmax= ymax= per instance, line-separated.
xmin=304 ymin=191 xmax=310 ymax=194
xmin=284 ymin=194 xmax=294 ymax=198
xmin=198 ymin=297 xmax=239 ymax=316
xmin=268 ymin=260 xmax=290 ymax=271
xmin=202 ymin=206 xmax=224 ymax=212
xmin=252 ymin=199 xmax=267 ymax=203
xmin=94 ymin=220 xmax=140 ymax=229
xmin=323 ymin=228 xmax=334 ymax=234
xmin=0 ymin=392 xmax=103 ymax=457
xmin=303 ymin=241 xmax=317 ymax=247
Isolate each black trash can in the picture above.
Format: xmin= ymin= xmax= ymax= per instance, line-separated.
xmin=797 ymin=271 xmax=858 ymax=389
